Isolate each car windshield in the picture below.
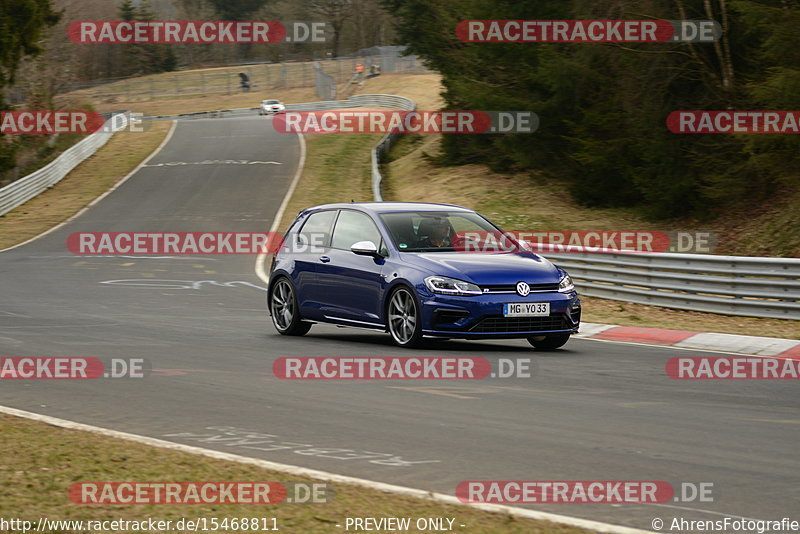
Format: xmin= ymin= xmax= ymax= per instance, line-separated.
xmin=379 ymin=211 xmax=499 ymax=252
xmin=263 ymin=100 xmax=280 ymax=104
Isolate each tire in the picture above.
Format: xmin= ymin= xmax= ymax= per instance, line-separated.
xmin=527 ymin=333 xmax=570 ymax=350
xmin=270 ymin=277 xmax=311 ymax=336
xmin=386 ymin=287 xmax=424 ymax=348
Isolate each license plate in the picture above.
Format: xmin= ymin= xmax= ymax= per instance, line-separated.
xmin=503 ymin=302 xmax=550 ymax=317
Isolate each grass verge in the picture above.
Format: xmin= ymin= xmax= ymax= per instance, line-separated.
xmin=275 ymin=74 xmax=444 ymax=231
xmin=0 ymin=413 xmax=593 ymax=534
xmin=0 ymin=121 xmax=172 ymax=250
xmin=277 ymin=132 xmax=382 ymax=231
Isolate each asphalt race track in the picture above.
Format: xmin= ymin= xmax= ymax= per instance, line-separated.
xmin=1 ymin=116 xmax=797 ymax=531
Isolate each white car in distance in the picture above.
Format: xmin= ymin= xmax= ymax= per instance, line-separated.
xmin=259 ymin=99 xmax=285 ymax=115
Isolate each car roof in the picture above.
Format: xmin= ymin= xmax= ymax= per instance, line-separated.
xmin=301 ymin=202 xmax=474 ymax=215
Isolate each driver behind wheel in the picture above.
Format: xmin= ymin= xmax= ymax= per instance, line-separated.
xmin=417 ymin=218 xmax=452 ymax=248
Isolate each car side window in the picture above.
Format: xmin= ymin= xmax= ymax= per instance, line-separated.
xmin=331 ymin=210 xmax=383 ymax=250
xmin=297 ymin=210 xmax=336 ymax=248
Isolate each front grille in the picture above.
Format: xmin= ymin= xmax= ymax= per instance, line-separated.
xmin=480 ymin=283 xmax=560 ymax=294
xmin=469 ymin=314 xmax=570 ymax=333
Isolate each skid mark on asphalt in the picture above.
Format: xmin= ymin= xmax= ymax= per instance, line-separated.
xmin=73 ymin=260 xmax=149 ymax=268
xmin=99 ymin=279 xmax=267 ymax=291
xmin=386 ymin=385 xmax=529 ymax=399
xmin=150 ymin=369 xmax=274 ymax=378
xmin=0 ymin=311 xmax=31 ymax=318
xmin=730 ymin=417 xmax=800 ymax=425
xmin=617 ymin=401 xmax=669 ymax=408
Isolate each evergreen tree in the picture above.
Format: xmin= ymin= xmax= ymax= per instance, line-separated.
xmin=0 ymin=0 xmax=60 ymax=175
xmin=384 ymin=0 xmax=798 ymax=218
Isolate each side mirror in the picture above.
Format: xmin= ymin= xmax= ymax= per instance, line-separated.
xmin=351 ymin=240 xmax=380 ymax=257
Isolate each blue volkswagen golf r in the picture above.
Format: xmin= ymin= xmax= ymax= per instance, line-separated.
xmin=268 ymin=202 xmax=581 ymax=349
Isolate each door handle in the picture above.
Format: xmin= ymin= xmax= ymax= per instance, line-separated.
xmin=319 ymin=256 xmax=331 ymax=263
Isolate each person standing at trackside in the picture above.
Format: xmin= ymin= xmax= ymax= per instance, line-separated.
xmin=239 ymin=72 xmax=251 ymax=92
xmin=353 ymin=62 xmax=366 ymax=86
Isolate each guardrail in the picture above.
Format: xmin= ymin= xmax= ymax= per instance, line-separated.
xmin=544 ymin=251 xmax=800 ymax=320
xmin=349 ymin=95 xmax=416 ymax=202
xmin=0 ymin=115 xmax=119 ymax=217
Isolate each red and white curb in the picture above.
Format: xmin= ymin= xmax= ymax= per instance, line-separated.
xmin=576 ymin=322 xmax=799 ymax=358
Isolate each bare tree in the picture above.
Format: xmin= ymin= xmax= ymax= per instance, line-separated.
xmin=348 ymin=0 xmax=394 ymax=50
xmin=306 ymin=0 xmax=354 ymax=57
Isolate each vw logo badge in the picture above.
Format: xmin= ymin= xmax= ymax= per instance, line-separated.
xmin=516 ymin=281 xmax=531 ymax=296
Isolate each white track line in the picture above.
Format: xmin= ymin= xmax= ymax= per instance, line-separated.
xmin=255 ymin=132 xmax=306 ymax=285
xmin=0 ymin=120 xmax=178 ymax=253
xmin=0 ymin=405 xmax=654 ymax=534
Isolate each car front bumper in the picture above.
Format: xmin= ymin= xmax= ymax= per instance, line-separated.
xmin=418 ymin=290 xmax=581 ymax=338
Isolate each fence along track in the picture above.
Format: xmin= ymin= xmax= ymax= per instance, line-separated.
xmin=0 ymin=116 xmax=118 ymax=217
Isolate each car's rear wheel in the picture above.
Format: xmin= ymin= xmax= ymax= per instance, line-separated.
xmin=527 ymin=333 xmax=570 ymax=350
xmin=387 ymin=287 xmax=423 ymax=348
xmin=270 ymin=277 xmax=311 ymax=336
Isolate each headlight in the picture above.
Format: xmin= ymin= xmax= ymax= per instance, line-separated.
xmin=558 ymin=273 xmax=575 ymax=293
xmin=425 ymin=276 xmax=482 ymax=295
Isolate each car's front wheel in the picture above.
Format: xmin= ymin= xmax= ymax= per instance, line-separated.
xmin=527 ymin=333 xmax=570 ymax=350
xmin=386 ymin=287 xmax=423 ymax=348
xmin=270 ymin=277 xmax=311 ymax=336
